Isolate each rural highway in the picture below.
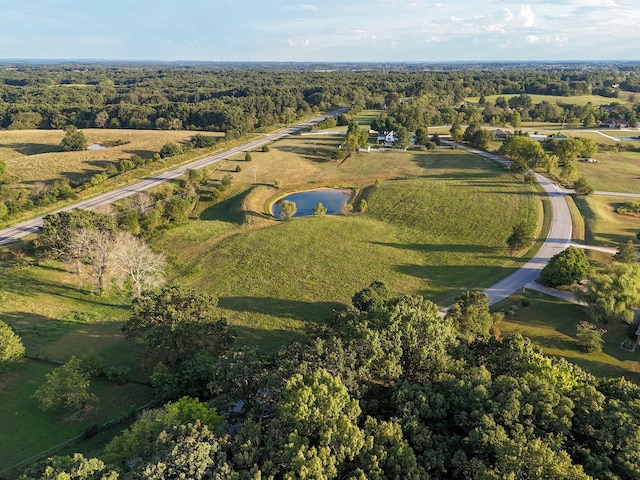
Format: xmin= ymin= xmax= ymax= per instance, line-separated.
xmin=0 ymin=108 xmax=349 ymax=246
xmin=446 ymin=143 xmax=574 ymax=305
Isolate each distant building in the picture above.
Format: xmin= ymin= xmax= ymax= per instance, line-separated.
xmin=600 ymin=118 xmax=629 ymax=128
xmin=377 ymin=131 xmax=397 ymax=146
xmin=493 ymin=128 xmax=513 ymax=140
xmin=529 ymin=134 xmax=548 ymax=142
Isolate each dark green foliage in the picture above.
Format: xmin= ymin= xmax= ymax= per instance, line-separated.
xmin=445 ymin=291 xmax=496 ymax=341
xmin=122 ymin=285 xmax=235 ymax=368
xmin=617 ymin=201 xmax=640 ymax=215
xmin=235 ymin=164 xmax=242 ymax=173
xmin=312 ymin=202 xmax=327 ymax=216
xmin=614 ymin=240 xmax=638 ymax=264
xmin=351 ymin=280 xmax=390 ymax=312
xmin=573 ymin=176 xmax=594 ymax=195
xmin=107 ymin=366 xmax=131 ymax=385
xmin=540 ymin=246 xmax=590 ymax=287
xmin=20 ymin=453 xmax=117 ymax=480
xmin=576 ymin=321 xmax=606 ymax=353
xmin=59 ymin=125 xmax=87 ymax=151
xmin=0 ymin=320 xmax=25 ymax=371
xmin=414 ymin=125 xmax=429 ymax=146
xmin=499 ymin=135 xmax=547 ymax=173
xmin=506 ymin=221 xmax=535 ymax=253
xmin=159 ymin=142 xmax=183 ymax=158
xmin=582 ymin=263 xmax=640 ymax=323
xmin=32 ymin=356 xmax=97 ymax=412
xmin=523 ymin=172 xmax=537 ymax=185
xmin=244 ymin=152 xmax=252 ymax=162
xmin=261 ymin=144 xmax=270 ymax=152
xmin=35 ymin=208 xmax=118 ymax=257
xmin=190 ymin=134 xmax=217 ymax=148
xmin=0 ymin=160 xmax=6 ymax=178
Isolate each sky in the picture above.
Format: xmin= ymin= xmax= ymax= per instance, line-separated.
xmin=0 ymin=0 xmax=638 ymax=62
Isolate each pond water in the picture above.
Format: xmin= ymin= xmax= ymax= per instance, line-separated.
xmin=87 ymin=143 xmax=106 ymax=150
xmin=272 ymin=188 xmax=352 ymax=218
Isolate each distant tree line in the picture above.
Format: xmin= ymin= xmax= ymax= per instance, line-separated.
xmin=1 ymin=63 xmax=639 ymax=134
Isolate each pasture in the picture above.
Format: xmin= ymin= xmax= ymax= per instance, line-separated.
xmin=466 ymin=93 xmax=632 ymax=106
xmin=156 ymin=144 xmax=542 ymax=349
xmin=0 ymin=129 xmax=221 ymax=185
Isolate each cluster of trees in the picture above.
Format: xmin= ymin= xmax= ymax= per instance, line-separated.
xmin=35 ymin=209 xmax=166 ymax=295
xmin=23 ymin=282 xmax=640 ymax=479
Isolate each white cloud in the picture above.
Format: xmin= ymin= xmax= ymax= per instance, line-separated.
xmin=284 ymin=4 xmax=318 ymax=12
xmin=519 ymin=5 xmax=536 ymax=28
xmin=287 ymin=38 xmax=311 ymax=47
xmin=526 ymin=34 xmax=568 ymax=45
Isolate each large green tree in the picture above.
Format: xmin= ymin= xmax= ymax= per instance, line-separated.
xmin=540 ymin=246 xmax=590 ymax=287
xmin=445 ymin=291 xmax=497 ymax=341
xmin=59 ymin=125 xmax=87 ymax=151
xmin=122 ymin=285 xmax=235 ymax=367
xmin=498 ymin=136 xmax=547 ymax=173
xmin=506 ymin=221 xmax=535 ymax=253
xmin=582 ymin=262 xmax=640 ymax=323
xmin=33 ymin=356 xmax=96 ymax=412
xmin=0 ymin=320 xmax=25 ymax=371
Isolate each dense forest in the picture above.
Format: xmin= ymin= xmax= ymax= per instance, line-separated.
xmin=18 ymin=283 xmax=640 ymax=479
xmin=1 ymin=62 xmax=639 ymax=134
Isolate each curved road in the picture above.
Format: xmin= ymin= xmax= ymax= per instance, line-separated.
xmin=446 ymin=143 xmax=573 ymax=305
xmin=0 ymin=108 xmax=348 ymax=246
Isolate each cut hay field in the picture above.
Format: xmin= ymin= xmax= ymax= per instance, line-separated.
xmin=466 ymin=93 xmax=632 ymax=106
xmin=0 ymin=128 xmax=222 ymax=186
xmin=573 ymin=194 xmax=640 ymax=247
xmin=575 ymin=151 xmax=640 ymax=194
xmin=156 ymin=145 xmax=541 ymax=350
xmin=494 ymin=291 xmax=640 ymax=382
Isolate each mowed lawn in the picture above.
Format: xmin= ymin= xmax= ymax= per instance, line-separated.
xmin=573 ymin=194 xmax=640 ymax=247
xmin=575 ymin=150 xmax=640 ymax=194
xmin=494 ymin=291 xmax=640 ymax=383
xmin=157 ymin=149 xmax=541 ymax=350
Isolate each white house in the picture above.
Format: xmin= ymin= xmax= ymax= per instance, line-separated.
xmin=377 ymin=131 xmax=397 ymax=146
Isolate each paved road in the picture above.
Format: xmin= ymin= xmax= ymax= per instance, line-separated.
xmin=0 ymin=108 xmax=349 ymax=246
xmin=444 ymin=142 xmax=574 ymax=305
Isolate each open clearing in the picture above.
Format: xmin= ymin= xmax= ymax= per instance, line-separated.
xmin=574 ymin=150 xmax=640 ymax=194
xmin=0 ymin=129 xmax=222 ymax=186
xmin=466 ymin=93 xmax=632 ymax=106
xmin=494 ymin=291 xmax=640 ymax=383
xmin=573 ymin=194 xmax=640 ymax=247
xmin=157 ymin=142 xmax=541 ymax=350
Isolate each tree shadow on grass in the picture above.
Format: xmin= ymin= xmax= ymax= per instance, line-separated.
xmin=273 ymin=144 xmax=334 ymax=163
xmin=199 ymin=190 xmax=251 ymax=223
xmin=4 ymin=143 xmax=61 ymax=156
xmin=218 ymin=296 xmax=344 ymax=322
xmin=371 ymin=241 xmax=508 ymax=258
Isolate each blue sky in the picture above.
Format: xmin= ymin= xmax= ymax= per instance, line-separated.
xmin=1 ymin=0 xmax=638 ymax=61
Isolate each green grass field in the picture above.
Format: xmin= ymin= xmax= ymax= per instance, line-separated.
xmin=155 ymin=148 xmax=541 ymax=350
xmin=494 ymin=291 xmax=640 ymax=382
xmin=574 ymin=151 xmax=640 ymax=194
xmin=0 ymin=359 xmax=153 ymax=471
xmin=466 ymin=93 xmax=632 ymax=106
xmin=0 ymin=129 xmax=221 ymax=185
xmin=573 ymin=194 xmax=640 ymax=247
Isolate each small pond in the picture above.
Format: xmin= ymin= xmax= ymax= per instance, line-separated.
xmin=87 ymin=143 xmax=107 ymax=150
xmin=272 ymin=188 xmax=352 ymax=218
